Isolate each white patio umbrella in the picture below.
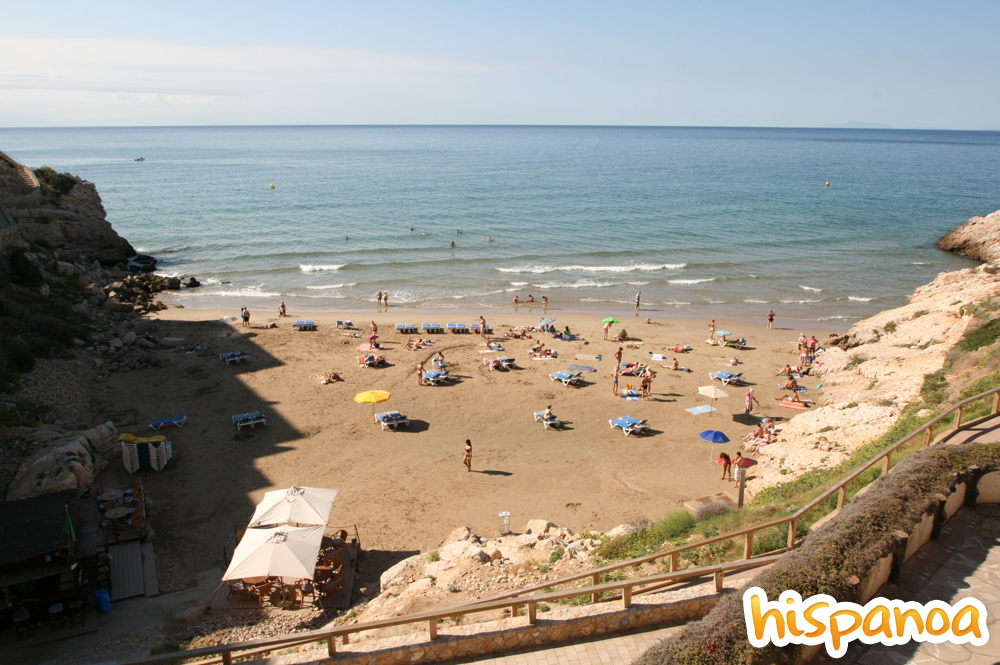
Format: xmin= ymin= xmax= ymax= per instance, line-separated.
xmin=248 ymin=486 xmax=339 ymax=528
xmin=698 ymin=385 xmax=730 ymax=415
xmin=223 ymin=524 xmax=325 ymax=581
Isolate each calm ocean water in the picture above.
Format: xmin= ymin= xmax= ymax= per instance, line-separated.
xmin=2 ymin=126 xmax=997 ymax=322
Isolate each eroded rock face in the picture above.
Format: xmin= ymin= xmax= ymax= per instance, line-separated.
xmin=6 ymin=423 xmax=118 ymax=501
xmin=0 ymin=157 xmax=135 ymax=264
xmin=937 ymin=209 xmax=1000 ymax=263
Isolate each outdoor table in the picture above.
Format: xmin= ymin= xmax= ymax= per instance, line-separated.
xmin=100 ymin=489 xmax=123 ymax=502
xmin=105 ymin=507 xmax=131 ymax=520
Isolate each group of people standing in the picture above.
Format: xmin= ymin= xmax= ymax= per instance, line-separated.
xmin=375 ymin=290 xmax=390 ymax=308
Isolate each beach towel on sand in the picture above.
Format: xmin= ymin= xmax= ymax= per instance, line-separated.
xmin=569 ymin=365 xmax=596 ymax=372
xmin=686 ymin=405 xmax=716 ymax=415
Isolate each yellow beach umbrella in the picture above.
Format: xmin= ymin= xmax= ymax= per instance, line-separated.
xmin=354 ymin=390 xmax=391 ymax=418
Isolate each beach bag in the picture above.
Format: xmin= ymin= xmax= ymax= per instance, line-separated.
xmin=95 ymin=589 xmax=111 ymax=613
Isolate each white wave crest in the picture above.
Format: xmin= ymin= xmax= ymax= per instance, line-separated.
xmin=800 ymin=285 xmax=823 ymax=292
xmin=781 ymin=298 xmax=821 ymax=304
xmin=300 ymin=264 xmax=345 ymax=272
xmin=305 ymin=283 xmax=357 ymax=290
xmin=744 ymin=298 xmax=769 ymax=304
xmin=669 ymin=278 xmax=715 ymax=285
xmin=531 ymin=279 xmax=615 ymax=289
xmin=911 ymin=262 xmax=930 ymax=265
xmin=627 ymin=281 xmax=651 ymax=286
xmin=496 ymin=263 xmax=686 ymax=274
xmin=509 ymin=281 xmax=529 ymax=287
xmin=848 ymin=296 xmax=874 ymax=302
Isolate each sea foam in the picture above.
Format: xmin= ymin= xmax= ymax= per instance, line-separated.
xmin=300 ymin=264 xmax=345 ymax=272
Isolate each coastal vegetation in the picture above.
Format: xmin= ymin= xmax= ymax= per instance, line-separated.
xmin=636 ymin=443 xmax=1000 ymax=665
xmin=0 ymin=247 xmax=91 ymax=391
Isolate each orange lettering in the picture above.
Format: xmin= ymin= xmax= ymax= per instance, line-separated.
xmin=894 ymin=607 xmax=924 ymax=635
xmin=750 ymin=595 xmax=785 ymax=640
xmin=952 ymin=605 xmax=983 ymax=639
xmin=803 ymin=601 xmax=829 ymax=638
xmin=926 ymin=608 xmax=949 ymax=636
xmin=829 ymin=609 xmax=862 ymax=651
xmin=862 ymin=606 xmax=893 ymax=639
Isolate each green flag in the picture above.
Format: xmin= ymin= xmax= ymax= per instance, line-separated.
xmin=63 ymin=505 xmax=76 ymax=543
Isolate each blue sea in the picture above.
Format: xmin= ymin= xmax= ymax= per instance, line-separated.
xmin=2 ymin=125 xmax=997 ymax=322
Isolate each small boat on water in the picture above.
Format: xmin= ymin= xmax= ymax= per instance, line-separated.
xmin=134 ymin=157 xmax=145 ymax=162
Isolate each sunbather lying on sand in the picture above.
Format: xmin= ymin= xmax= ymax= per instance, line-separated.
xmin=406 ymin=338 xmax=427 ymax=350
xmin=319 ymin=371 xmax=342 ymax=384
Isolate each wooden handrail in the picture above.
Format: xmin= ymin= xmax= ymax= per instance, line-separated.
xmin=125 ymin=554 xmax=782 ymax=665
xmin=123 ymin=385 xmax=1000 ymax=665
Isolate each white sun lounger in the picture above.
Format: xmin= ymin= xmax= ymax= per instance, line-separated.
xmin=609 ymin=416 xmax=649 ymax=436
xmin=375 ymin=411 xmax=410 ymax=430
xmin=533 ymin=411 xmax=561 ymax=429
xmin=549 ymin=370 xmax=582 ymax=386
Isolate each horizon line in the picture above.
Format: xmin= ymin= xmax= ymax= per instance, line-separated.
xmin=2 ymin=123 xmax=999 ymax=133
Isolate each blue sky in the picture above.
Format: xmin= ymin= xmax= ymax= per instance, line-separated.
xmin=2 ymin=1 xmax=998 ymax=128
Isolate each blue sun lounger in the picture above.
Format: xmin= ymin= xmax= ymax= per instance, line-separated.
xmin=233 ymin=411 xmax=267 ymax=429
xmin=336 ymin=320 xmax=354 ymax=329
xmin=422 ymin=369 xmax=451 ymax=385
xmin=710 ymin=370 xmax=745 ymax=386
xmin=396 ymin=323 xmax=417 ymax=334
xmin=148 ymin=413 xmax=186 ymax=430
xmin=497 ymin=356 xmax=514 ymax=369
xmin=220 ymin=351 xmax=248 ymax=364
xmin=533 ymin=411 xmax=561 ymax=429
xmin=447 ymin=323 xmax=467 ymax=333
xmin=293 ymin=321 xmax=317 ymax=331
xmin=609 ymin=416 xmax=649 ymax=436
xmin=470 ymin=323 xmax=493 ymax=335
xmin=421 ymin=323 xmax=443 ymax=334
xmin=375 ymin=411 xmax=410 ymax=430
xmin=549 ymin=370 xmax=582 ymax=386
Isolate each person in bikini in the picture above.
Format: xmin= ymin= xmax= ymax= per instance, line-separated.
xmin=463 ymin=439 xmax=472 ymax=472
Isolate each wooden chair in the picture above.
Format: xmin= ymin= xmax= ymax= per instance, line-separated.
xmin=226 ymin=581 xmax=249 ymax=606
xmin=298 ymin=580 xmax=316 ymax=607
xmin=321 ymin=577 xmax=342 ymax=599
xmin=324 ymin=549 xmax=342 ymax=568
xmin=249 ymin=580 xmax=272 ymax=607
xmin=313 ymin=565 xmax=333 ymax=582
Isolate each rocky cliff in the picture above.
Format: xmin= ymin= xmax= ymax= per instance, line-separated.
xmin=0 ymin=154 xmax=135 ymax=265
xmin=936 ymin=208 xmax=1000 ymax=263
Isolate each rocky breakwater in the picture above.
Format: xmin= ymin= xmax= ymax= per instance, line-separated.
xmin=747 ymin=258 xmax=1000 ymax=492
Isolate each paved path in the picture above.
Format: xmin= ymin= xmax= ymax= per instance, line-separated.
xmin=450 ymin=624 xmax=682 ymax=665
xmin=814 ymin=504 xmax=1000 ymax=664
xmin=945 ymin=413 xmax=1000 ymax=446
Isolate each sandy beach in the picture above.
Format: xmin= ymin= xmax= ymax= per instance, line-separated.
xmin=91 ymin=305 xmax=844 ymax=592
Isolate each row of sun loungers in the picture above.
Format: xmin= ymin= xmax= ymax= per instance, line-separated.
xmin=233 ymin=411 xmax=267 ymax=429
xmin=294 ymin=321 xmax=317 ymax=331
xmin=395 ymin=323 xmax=493 ymax=334
xmin=220 ymin=351 xmax=248 ymax=364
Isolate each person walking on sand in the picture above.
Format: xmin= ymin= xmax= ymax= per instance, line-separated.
xmin=611 ymin=367 xmax=620 ymax=396
xmin=242 ymin=307 xmax=250 ymax=329
xmin=463 ymin=439 xmax=472 ymax=472
xmin=635 ymin=291 xmax=641 ymax=312
xmin=479 ymin=316 xmax=487 ymax=341
xmin=416 ymin=361 xmax=425 ymax=386
xmin=767 ymin=310 xmax=774 ymax=329
xmin=745 ymin=388 xmax=760 ymax=416
xmin=370 ymin=321 xmax=378 ymax=337
xmin=718 ymin=452 xmax=732 ymax=482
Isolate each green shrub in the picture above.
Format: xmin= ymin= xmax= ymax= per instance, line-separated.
xmin=846 ymin=354 xmax=867 ymax=370
xmin=549 ymin=547 xmax=565 ymax=563
xmin=427 ymin=551 xmax=440 ymax=562
xmin=884 ymin=321 xmax=897 ymax=333
xmin=921 ymin=369 xmax=949 ymax=404
xmin=596 ymin=511 xmax=696 ymax=560
xmin=959 ymin=318 xmax=1000 ymax=352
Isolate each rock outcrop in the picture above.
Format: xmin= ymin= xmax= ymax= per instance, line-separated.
xmin=0 ymin=153 xmax=135 ymax=265
xmin=936 ymin=208 xmax=1000 ymax=263
xmin=6 ymin=423 xmax=119 ymax=501
xmin=747 ymin=262 xmax=1000 ymax=491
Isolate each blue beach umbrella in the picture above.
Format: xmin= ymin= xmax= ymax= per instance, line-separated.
xmin=699 ymin=429 xmax=730 ymax=462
